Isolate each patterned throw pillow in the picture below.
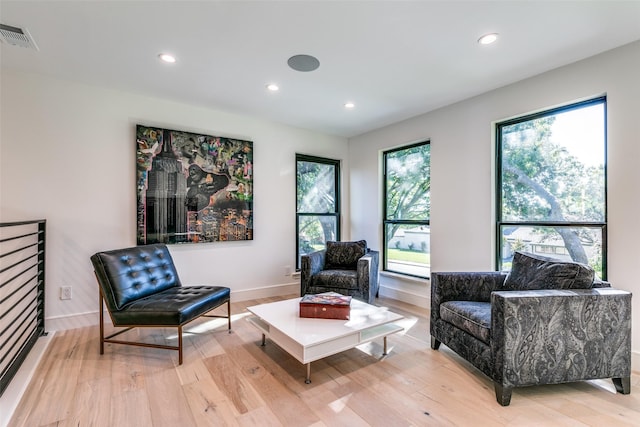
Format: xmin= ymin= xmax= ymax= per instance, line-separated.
xmin=503 ymin=251 xmax=594 ymax=291
xmin=325 ymin=240 xmax=367 ymax=270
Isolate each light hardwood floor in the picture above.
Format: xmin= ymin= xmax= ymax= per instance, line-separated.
xmin=9 ymin=295 xmax=640 ymax=426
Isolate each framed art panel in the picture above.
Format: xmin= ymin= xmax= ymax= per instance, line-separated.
xmin=136 ymin=125 xmax=253 ymax=244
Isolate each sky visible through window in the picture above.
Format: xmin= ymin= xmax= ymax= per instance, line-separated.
xmin=550 ymin=103 xmax=604 ymax=167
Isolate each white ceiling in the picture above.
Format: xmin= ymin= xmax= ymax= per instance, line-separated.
xmin=1 ymin=1 xmax=640 ymax=138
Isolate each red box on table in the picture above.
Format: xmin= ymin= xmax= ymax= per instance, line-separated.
xmin=299 ymin=292 xmax=352 ymax=320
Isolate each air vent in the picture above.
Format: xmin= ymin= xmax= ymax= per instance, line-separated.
xmin=0 ymin=23 xmax=39 ymax=50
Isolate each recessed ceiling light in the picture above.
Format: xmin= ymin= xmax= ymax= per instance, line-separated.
xmin=158 ymin=53 xmax=176 ymax=63
xmin=478 ymin=33 xmax=498 ymax=45
xmin=266 ymin=83 xmax=279 ymax=91
xmin=344 ymin=102 xmax=355 ymax=109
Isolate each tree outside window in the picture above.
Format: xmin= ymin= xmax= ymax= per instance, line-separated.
xmin=296 ymin=154 xmax=340 ymax=269
xmin=383 ymin=141 xmax=430 ymax=278
xmin=497 ymin=97 xmax=607 ymax=278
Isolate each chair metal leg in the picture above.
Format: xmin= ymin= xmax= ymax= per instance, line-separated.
xmin=305 ymin=363 xmax=311 ymax=384
xmin=99 ymin=292 xmax=105 ymax=355
xmin=227 ymin=299 xmax=232 ymax=332
xmin=178 ymin=325 xmax=183 ymax=365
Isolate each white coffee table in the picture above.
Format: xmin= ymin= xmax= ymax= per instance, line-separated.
xmin=246 ymin=297 xmax=403 ymax=383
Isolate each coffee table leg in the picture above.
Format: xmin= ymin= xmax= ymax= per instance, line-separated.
xmin=383 ymin=336 xmax=388 ymax=356
xmin=305 ymin=363 xmax=311 ymax=384
xmin=261 ymin=333 xmax=266 ymax=346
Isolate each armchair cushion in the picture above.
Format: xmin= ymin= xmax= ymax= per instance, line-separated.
xmin=110 ymin=285 xmax=231 ymax=326
xmin=440 ymin=301 xmax=491 ymax=344
xmin=325 ymin=240 xmax=367 ymax=269
xmin=312 ymin=269 xmax=358 ymax=290
xmin=503 ymin=251 xmax=594 ymax=291
xmin=94 ymin=244 xmax=180 ymax=310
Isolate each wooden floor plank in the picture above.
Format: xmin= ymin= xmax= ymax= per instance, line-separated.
xmin=204 ymin=353 xmax=265 ymax=415
xmin=182 ymin=376 xmax=241 ymax=427
xmin=110 ymin=389 xmax=154 ymax=427
xmin=144 ymin=362 xmax=198 ymax=427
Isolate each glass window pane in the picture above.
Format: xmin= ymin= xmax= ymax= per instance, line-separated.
xmin=297 ymin=161 xmax=336 ymax=213
xmin=298 ymin=215 xmax=337 ymax=265
xmin=500 ymin=225 xmax=603 ymax=277
xmin=385 ymin=224 xmax=430 ymax=277
xmin=501 ymin=103 xmax=605 ymax=222
xmin=385 ymin=144 xmax=430 ymax=221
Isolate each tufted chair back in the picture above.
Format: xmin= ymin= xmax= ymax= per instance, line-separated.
xmin=91 ymin=244 xmax=181 ymax=311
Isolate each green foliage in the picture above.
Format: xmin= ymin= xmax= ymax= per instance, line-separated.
xmin=387 ymin=248 xmax=430 ymax=264
xmin=386 ymin=144 xmax=430 ymax=220
xmin=385 ymin=143 xmax=431 ymax=243
xmin=511 ymin=238 xmax=528 ymax=252
xmin=502 ymin=116 xmax=604 ymax=223
xmin=297 ymin=161 xmax=336 ymax=213
xmin=297 ymin=159 xmax=338 ymax=245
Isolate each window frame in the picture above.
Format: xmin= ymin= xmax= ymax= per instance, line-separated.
xmin=382 ymin=140 xmax=431 ymax=279
xmin=295 ymin=154 xmax=341 ymax=270
xmin=495 ymin=97 xmax=607 ymax=278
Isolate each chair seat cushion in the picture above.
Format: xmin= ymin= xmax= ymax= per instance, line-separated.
xmin=311 ymin=269 xmax=358 ymax=290
xmin=110 ymin=285 xmax=230 ymax=326
xmin=440 ymin=301 xmax=491 ymax=344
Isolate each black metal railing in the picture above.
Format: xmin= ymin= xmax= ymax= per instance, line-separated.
xmin=0 ymin=220 xmax=46 ymax=397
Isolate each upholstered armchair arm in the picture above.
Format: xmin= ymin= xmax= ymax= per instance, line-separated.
xmin=300 ymin=250 xmax=326 ymax=296
xmin=491 ymin=288 xmax=632 ymax=405
xmin=357 ymin=250 xmax=379 ymax=304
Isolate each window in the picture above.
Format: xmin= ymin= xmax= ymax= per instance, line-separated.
xmin=383 ymin=141 xmax=430 ymax=278
xmin=496 ymin=97 xmax=607 ymax=278
xmin=296 ymin=154 xmax=340 ymax=269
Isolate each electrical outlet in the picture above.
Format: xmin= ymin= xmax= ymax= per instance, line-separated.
xmin=60 ymin=286 xmax=72 ymax=300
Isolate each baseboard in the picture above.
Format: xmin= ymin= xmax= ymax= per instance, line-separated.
xmin=230 ymin=282 xmax=299 ymax=302
xmin=46 ymin=310 xmax=99 ymax=332
xmin=0 ymin=333 xmax=55 ymax=427
xmin=45 ymin=282 xmax=301 ymax=331
xmin=378 ymin=284 xmax=429 ymax=308
xmin=633 ymin=350 xmax=640 ymax=373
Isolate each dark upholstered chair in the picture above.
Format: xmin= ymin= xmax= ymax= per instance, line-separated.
xmin=431 ymin=251 xmax=631 ymax=406
xmin=301 ymin=240 xmax=379 ymax=304
xmin=91 ymin=244 xmax=231 ymax=364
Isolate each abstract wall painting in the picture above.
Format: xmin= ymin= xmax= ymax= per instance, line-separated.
xmin=136 ymin=125 xmax=253 ymax=244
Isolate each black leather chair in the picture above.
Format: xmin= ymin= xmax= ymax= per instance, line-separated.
xmin=91 ymin=243 xmax=231 ymax=364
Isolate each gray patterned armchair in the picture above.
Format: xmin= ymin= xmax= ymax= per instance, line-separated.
xmin=301 ymin=240 xmax=379 ymax=304
xmin=430 ymin=251 xmax=631 ymax=406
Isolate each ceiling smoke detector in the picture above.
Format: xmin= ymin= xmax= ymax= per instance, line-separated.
xmin=0 ymin=23 xmax=39 ymax=50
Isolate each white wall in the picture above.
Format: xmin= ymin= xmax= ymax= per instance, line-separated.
xmin=0 ymin=71 xmax=349 ymax=330
xmin=349 ymin=40 xmax=640 ymax=368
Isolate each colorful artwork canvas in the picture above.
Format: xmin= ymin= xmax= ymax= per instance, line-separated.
xmin=136 ymin=125 xmax=253 ymax=244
